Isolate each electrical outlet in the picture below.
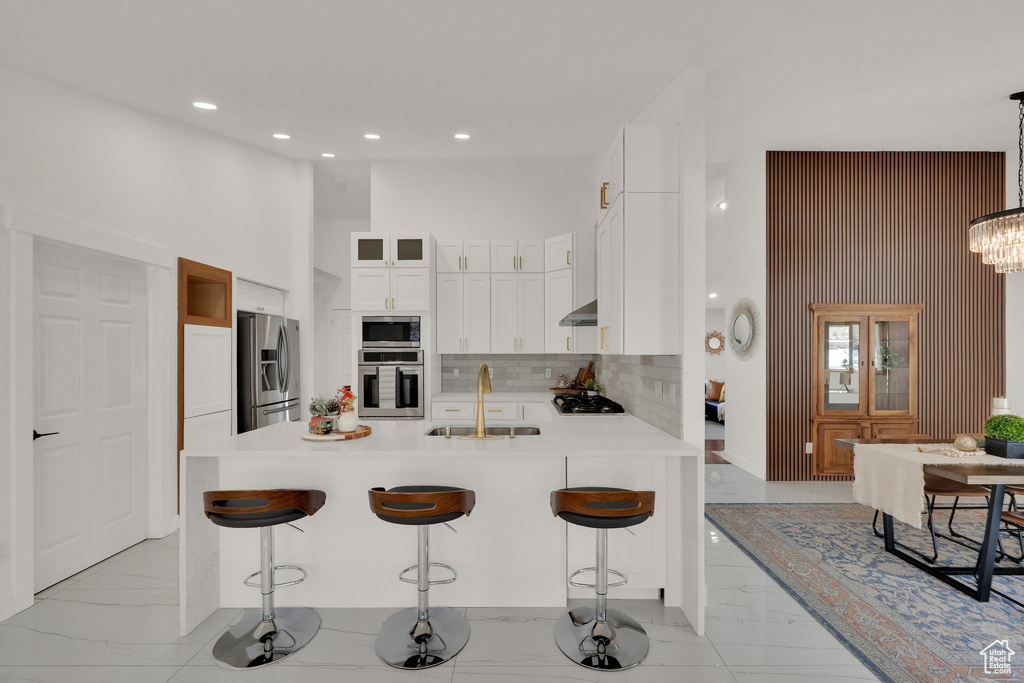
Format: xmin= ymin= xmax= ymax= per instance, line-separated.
xmin=654 ymin=380 xmax=663 ymax=401
xmin=805 ymin=442 xmax=813 ymax=454
xmin=488 ymin=367 xmax=494 ymax=379
xmin=669 ymin=384 xmax=677 ymax=405
xmin=0 ymin=541 xmax=9 ymax=564
xmin=545 ymin=368 xmax=551 ymax=378
xmin=453 ymin=368 xmax=459 ymax=379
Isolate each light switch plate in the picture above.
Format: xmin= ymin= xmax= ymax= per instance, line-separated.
xmin=545 ymin=368 xmax=551 ymax=378
xmin=488 ymin=368 xmax=494 ymax=378
xmin=805 ymin=442 xmax=813 ymax=454
xmin=453 ymin=368 xmax=459 ymax=379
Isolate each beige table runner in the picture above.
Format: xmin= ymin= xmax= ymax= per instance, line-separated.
xmin=852 ymin=443 xmax=1020 ymax=529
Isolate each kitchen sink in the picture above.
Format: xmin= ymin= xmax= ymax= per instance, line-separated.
xmin=424 ymin=426 xmax=541 ymax=437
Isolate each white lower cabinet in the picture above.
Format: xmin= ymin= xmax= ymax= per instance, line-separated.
xmin=565 ymin=456 xmax=667 ymax=599
xmin=183 ymin=410 xmax=231 ymax=449
xmin=520 ymin=401 xmax=552 ymax=422
xmin=432 ymin=402 xmax=475 ymax=420
xmin=431 ymin=400 xmax=553 ymax=422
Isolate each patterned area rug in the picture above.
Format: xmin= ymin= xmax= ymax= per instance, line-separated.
xmin=706 ymin=503 xmax=1024 ymax=683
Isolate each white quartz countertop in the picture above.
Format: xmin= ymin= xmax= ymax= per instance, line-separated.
xmin=183 ymin=412 xmax=700 ymax=459
xmin=431 ymin=391 xmax=555 ymax=403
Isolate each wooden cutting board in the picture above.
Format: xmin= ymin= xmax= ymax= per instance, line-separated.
xmin=300 ymin=425 xmax=372 ymax=442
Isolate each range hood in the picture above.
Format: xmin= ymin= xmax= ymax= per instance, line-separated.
xmin=559 ymin=300 xmax=597 ymax=327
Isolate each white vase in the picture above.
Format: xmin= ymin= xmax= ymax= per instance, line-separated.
xmin=337 ymin=411 xmax=358 ymax=433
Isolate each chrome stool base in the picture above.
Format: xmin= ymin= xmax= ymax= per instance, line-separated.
xmin=212 ymin=607 xmax=321 ymax=669
xmin=554 ymin=606 xmax=649 ymax=671
xmin=375 ymin=606 xmax=470 ymax=669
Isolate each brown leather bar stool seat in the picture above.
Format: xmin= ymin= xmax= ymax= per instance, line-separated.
xmin=368 ymin=485 xmax=476 ymax=670
xmin=203 ymin=489 xmax=326 ymax=669
xmin=550 ymin=487 xmax=655 ymax=671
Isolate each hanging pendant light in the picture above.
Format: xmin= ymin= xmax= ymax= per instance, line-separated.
xmin=969 ymin=92 xmax=1024 ymax=273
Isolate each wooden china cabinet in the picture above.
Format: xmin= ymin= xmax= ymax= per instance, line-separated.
xmin=810 ymin=303 xmax=923 ymax=477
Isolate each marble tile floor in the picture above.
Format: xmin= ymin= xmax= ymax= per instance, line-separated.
xmin=0 ymin=466 xmax=879 ymax=682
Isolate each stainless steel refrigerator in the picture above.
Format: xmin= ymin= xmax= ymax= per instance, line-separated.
xmin=237 ymin=312 xmax=301 ymax=434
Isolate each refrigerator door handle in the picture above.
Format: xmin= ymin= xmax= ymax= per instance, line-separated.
xmin=277 ymin=326 xmax=288 ymax=391
xmin=262 ymin=402 xmax=297 ymax=416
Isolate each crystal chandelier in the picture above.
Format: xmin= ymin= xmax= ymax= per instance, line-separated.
xmin=969 ymin=92 xmax=1024 ymax=273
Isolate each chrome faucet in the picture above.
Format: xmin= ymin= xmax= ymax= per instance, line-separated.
xmin=459 ymin=363 xmax=503 ymax=440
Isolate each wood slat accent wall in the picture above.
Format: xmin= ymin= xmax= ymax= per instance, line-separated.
xmin=766 ymin=151 xmax=1005 ymax=481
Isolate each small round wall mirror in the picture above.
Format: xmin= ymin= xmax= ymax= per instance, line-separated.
xmin=727 ymin=298 xmax=763 ymax=360
xmin=705 ymin=331 xmax=725 ymax=355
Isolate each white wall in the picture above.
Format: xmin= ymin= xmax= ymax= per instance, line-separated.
xmin=0 ymin=223 xmax=12 ymax=617
xmin=705 ymin=308 xmax=727 ymax=381
xmin=0 ymin=65 xmax=313 ymax=617
xmin=370 ymin=160 xmax=590 ymax=240
xmin=719 ymin=153 xmax=768 ymax=480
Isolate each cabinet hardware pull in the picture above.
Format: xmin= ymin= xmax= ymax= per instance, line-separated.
xmin=392 ymin=260 xmax=396 ymax=266
xmin=520 ymin=337 xmax=523 ymax=350
xmin=392 ymin=297 xmax=395 ymax=309
xmin=566 ymin=250 xmax=571 ymax=265
xmin=513 ymin=337 xmax=517 ymax=351
xmin=446 ymin=408 xmax=460 ymax=412
xmin=600 ymin=181 xmax=609 ymax=209
xmin=519 ymin=256 xmax=523 ymax=270
xmin=601 ymin=326 xmax=609 ymax=350
xmin=522 ymin=406 xmax=525 ymax=419
xmin=459 ymin=256 xmax=462 ymax=270
xmin=385 ymin=297 xmax=388 ymax=309
xmin=465 ymin=256 xmax=469 ymax=268
xmin=513 ymin=255 xmax=516 ymax=270
xmin=488 ymin=409 xmax=502 ymax=413
xmin=566 ymin=336 xmax=570 ymax=351
xmin=459 ymin=337 xmax=463 ymax=351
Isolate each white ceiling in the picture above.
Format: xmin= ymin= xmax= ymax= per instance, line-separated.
xmin=2 ymin=0 xmax=1023 ymax=220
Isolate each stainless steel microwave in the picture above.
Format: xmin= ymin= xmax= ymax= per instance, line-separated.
xmin=361 ymin=316 xmax=420 ymax=348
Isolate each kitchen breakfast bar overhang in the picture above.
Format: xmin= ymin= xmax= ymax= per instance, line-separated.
xmin=179 ymin=419 xmax=702 ymax=636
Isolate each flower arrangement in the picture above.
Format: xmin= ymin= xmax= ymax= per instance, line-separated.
xmin=337 ymin=386 xmax=357 ymax=412
xmin=308 ymin=395 xmax=340 ymax=417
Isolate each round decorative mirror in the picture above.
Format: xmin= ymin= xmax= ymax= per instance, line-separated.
xmin=705 ymin=331 xmax=725 ymax=355
xmin=727 ymin=298 xmax=762 ymax=360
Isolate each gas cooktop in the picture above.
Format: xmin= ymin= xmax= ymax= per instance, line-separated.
xmin=552 ymin=393 xmax=626 ymax=415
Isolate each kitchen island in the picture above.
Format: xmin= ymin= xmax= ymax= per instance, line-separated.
xmin=179 ymin=414 xmax=701 ymax=636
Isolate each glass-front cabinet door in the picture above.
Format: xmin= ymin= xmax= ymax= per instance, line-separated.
xmin=352 ymin=233 xmax=390 ymax=268
xmin=817 ymin=316 xmax=866 ymax=415
xmin=869 ymin=315 xmax=915 ymax=415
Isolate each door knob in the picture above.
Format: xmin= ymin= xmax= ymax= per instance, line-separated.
xmin=33 ymin=429 xmax=59 ymax=441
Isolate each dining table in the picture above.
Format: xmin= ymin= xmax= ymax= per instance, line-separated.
xmin=841 ymin=439 xmax=1024 ymax=606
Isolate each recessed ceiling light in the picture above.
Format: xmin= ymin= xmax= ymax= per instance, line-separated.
xmin=364 ymin=133 xmax=381 ymax=140
xmin=193 ymin=102 xmax=217 ymax=110
xmin=321 ymin=153 xmax=335 ymax=158
xmin=717 ymin=201 xmax=728 ymax=210
xmin=454 ymin=133 xmax=471 ymax=140
xmin=273 ymin=133 xmax=290 ymax=140
xmin=708 ymin=292 xmax=718 ymax=298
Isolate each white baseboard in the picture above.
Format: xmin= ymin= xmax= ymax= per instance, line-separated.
xmin=720 ymin=450 xmax=766 ymax=480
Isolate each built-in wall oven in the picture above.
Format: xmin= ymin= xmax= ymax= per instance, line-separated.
xmin=358 ymin=349 xmax=424 ymax=418
xmin=361 ymin=316 xmax=420 ymax=348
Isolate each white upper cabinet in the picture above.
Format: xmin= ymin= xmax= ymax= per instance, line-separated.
xmin=236 ymin=279 xmax=284 ymax=316
xmin=490 ymin=273 xmax=518 ymax=353
xmin=492 ymin=240 xmax=544 ymax=273
xmin=518 ymin=273 xmax=545 ymax=354
xmin=437 ymin=240 xmax=490 ymax=273
xmin=351 ymin=232 xmax=431 ymax=268
xmin=518 ymin=240 xmax=545 ymax=272
xmin=464 ymin=241 xmax=490 ymax=272
xmin=436 ymin=274 xmax=464 ymax=353
xmin=545 ymin=269 xmax=575 ymax=353
xmin=596 ymin=202 xmax=623 ymax=355
xmin=390 ymin=233 xmax=430 ymax=268
xmin=592 ymin=123 xmax=679 ymax=355
xmin=544 ymin=233 xmax=575 ymax=272
xmin=491 ymin=241 xmax=518 ymax=273
xmin=463 ymin=273 xmax=491 ymax=353
xmin=437 ymin=272 xmax=490 ymax=353
xmin=352 ymin=268 xmax=392 ymax=311
xmin=390 ymin=269 xmax=431 ymax=310
xmin=352 ymin=233 xmax=391 ymax=268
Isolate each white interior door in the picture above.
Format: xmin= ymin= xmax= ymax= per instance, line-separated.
xmin=33 ymin=241 xmax=148 ymax=591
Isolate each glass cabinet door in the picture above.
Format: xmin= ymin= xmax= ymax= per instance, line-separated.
xmin=820 ymin=317 xmax=865 ymax=414
xmin=870 ymin=317 xmax=913 ymax=414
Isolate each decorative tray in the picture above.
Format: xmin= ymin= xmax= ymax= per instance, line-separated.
xmin=300 ymin=425 xmax=372 ymax=442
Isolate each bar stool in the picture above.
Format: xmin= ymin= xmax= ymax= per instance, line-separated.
xmin=368 ymin=485 xmax=476 ymax=669
xmin=203 ymin=489 xmax=326 ymax=668
xmin=550 ymin=487 xmax=655 ymax=671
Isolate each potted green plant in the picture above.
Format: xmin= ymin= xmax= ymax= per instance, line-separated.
xmin=983 ymin=414 xmax=1024 ymax=458
xmin=583 ymin=378 xmax=604 ymax=396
